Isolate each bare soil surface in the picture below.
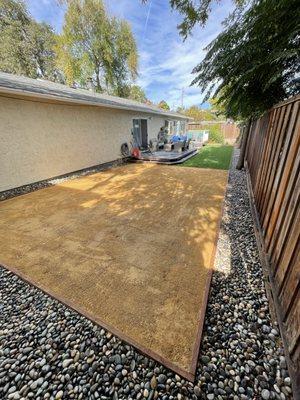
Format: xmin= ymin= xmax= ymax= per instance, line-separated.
xmin=0 ymin=163 xmax=227 ymax=379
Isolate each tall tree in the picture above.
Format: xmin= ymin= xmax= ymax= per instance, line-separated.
xmin=128 ymin=85 xmax=148 ymax=103
xmin=109 ymin=18 xmax=138 ymax=97
xmin=143 ymin=0 xmax=299 ymax=118
xmin=56 ymin=0 xmax=138 ymax=93
xmin=0 ymin=0 xmax=60 ymax=80
xmin=191 ymin=0 xmax=300 ymax=120
xmin=158 ymin=100 xmax=170 ymax=110
xmin=208 ymin=96 xmax=226 ymax=118
xmin=183 ymin=105 xmax=216 ymax=121
xmin=28 ymin=21 xmax=62 ymax=81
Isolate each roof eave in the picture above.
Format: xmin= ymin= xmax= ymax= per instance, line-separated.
xmin=0 ymin=86 xmax=190 ymax=120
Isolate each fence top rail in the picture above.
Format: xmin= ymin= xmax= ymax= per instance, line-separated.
xmin=272 ymin=94 xmax=300 ymax=110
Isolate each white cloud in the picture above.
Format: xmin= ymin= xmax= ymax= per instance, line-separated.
xmin=26 ymin=0 xmax=235 ymax=108
xmin=107 ymin=0 xmax=235 ymax=108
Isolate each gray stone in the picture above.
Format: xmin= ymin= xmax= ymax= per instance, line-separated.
xmin=261 ymin=389 xmax=270 ymax=400
xmin=194 ymin=386 xmax=201 ymax=397
xmin=62 ymin=359 xmax=73 ymax=369
xmin=158 ymin=374 xmax=167 ymax=384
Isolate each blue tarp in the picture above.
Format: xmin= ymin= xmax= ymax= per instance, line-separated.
xmin=171 ymin=135 xmax=187 ymax=142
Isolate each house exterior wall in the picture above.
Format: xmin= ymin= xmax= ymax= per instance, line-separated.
xmin=0 ymin=95 xmax=169 ymax=192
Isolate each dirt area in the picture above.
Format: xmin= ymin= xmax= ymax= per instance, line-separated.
xmin=0 ymin=163 xmax=227 ymax=379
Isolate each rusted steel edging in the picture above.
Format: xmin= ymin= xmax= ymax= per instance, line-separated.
xmin=0 ymin=261 xmax=195 ymax=382
xmin=0 ymin=164 xmax=230 ymax=383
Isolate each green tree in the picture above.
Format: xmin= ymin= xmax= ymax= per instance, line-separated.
xmin=144 ymin=0 xmax=299 ymax=119
xmin=0 ymin=0 xmax=60 ymax=80
xmin=109 ymin=18 xmax=138 ymax=97
xmin=144 ymin=0 xmax=299 ymax=169
xmin=143 ymin=0 xmax=247 ymax=38
xmin=158 ymin=100 xmax=170 ymax=110
xmin=191 ymin=0 xmax=300 ymax=120
xmin=128 ymin=85 xmax=148 ymax=103
xmin=173 ymin=0 xmax=247 ymax=37
xmin=183 ymin=105 xmax=216 ymax=121
xmin=56 ymin=0 xmax=138 ymax=93
xmin=208 ymin=96 xmax=226 ymax=119
xmin=28 ymin=21 xmax=62 ymax=81
xmin=0 ymin=0 xmax=31 ymax=76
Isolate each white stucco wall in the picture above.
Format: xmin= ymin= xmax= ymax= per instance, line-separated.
xmin=0 ymin=95 xmax=169 ymax=191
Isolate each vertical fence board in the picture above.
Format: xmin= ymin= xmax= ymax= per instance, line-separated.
xmin=274 ymin=208 xmax=300 ymax=287
xmin=285 ymin=292 xmax=300 ymax=356
xmin=262 ymin=105 xmax=300 ymax=239
xmin=260 ymin=107 xmax=289 ymax=221
xmin=268 ymin=159 xmax=300 ymax=261
xmin=261 ymin=103 xmax=299 ymax=237
xmin=245 ymin=95 xmax=300 ymax=400
xmin=255 ymin=112 xmax=277 ymax=206
xmin=265 ymin=105 xmax=296 ymax=251
xmin=279 ymin=243 xmax=300 ymax=319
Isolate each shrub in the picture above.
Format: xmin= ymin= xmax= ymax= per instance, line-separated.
xmin=202 ymin=124 xmax=224 ymax=144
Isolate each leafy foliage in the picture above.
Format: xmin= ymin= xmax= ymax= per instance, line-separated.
xmin=1 ymin=0 xmax=139 ymax=98
xmin=205 ymin=124 xmax=224 ymax=144
xmin=109 ymin=18 xmax=138 ymax=97
xmin=192 ymin=0 xmax=300 ymax=119
xmin=56 ymin=0 xmax=138 ymax=93
xmin=143 ymin=0 xmax=299 ymax=119
xmin=171 ymin=0 xmax=248 ymax=37
xmin=128 ymin=85 xmax=148 ymax=103
xmin=208 ymin=96 xmax=226 ymax=119
xmin=143 ymin=0 xmax=247 ymax=38
xmin=0 ymin=0 xmax=60 ymax=81
xmin=158 ymin=100 xmax=170 ymax=110
xmin=181 ymin=105 xmax=216 ymax=121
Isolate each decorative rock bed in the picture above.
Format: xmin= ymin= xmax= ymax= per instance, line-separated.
xmin=0 ymin=149 xmax=292 ymax=399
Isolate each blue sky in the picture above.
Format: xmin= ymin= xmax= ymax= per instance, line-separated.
xmin=25 ymin=0 xmax=234 ymax=109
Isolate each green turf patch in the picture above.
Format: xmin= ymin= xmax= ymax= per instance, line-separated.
xmin=181 ymin=144 xmax=233 ymax=170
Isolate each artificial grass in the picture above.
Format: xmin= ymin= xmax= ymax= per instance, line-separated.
xmin=181 ymin=144 xmax=234 ymax=170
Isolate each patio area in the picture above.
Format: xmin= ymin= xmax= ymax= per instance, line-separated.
xmin=0 ymin=150 xmax=292 ymax=400
xmin=0 ymin=163 xmax=228 ymax=380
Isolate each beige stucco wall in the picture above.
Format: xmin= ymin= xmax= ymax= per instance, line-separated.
xmin=0 ymin=95 xmax=170 ymax=192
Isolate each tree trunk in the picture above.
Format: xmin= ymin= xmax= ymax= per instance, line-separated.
xmin=236 ymin=119 xmax=251 ymax=170
xmin=95 ymin=66 xmax=102 ymax=92
xmin=236 ymin=126 xmax=243 ymax=148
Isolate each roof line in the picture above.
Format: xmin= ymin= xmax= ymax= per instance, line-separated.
xmin=0 ymin=86 xmax=189 ymax=119
xmin=0 ymin=72 xmax=192 ymax=120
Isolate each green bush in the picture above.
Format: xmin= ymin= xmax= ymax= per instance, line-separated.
xmin=202 ymin=124 xmax=224 ymax=144
xmin=209 ymin=129 xmax=224 ymax=144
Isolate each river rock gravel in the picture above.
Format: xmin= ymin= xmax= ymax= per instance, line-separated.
xmin=0 ymin=149 xmax=292 ymax=399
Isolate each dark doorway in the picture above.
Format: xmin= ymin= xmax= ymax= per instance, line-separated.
xmin=140 ymin=119 xmax=148 ymax=148
xmin=132 ymin=119 xmax=148 ymax=149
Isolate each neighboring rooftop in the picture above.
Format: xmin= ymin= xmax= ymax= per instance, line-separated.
xmin=0 ymin=72 xmax=189 ymax=120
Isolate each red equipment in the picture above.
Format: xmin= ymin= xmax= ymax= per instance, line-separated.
xmin=131 ymin=147 xmax=141 ymax=159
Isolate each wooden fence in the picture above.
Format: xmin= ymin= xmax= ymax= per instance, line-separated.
xmin=188 ymin=121 xmax=240 ymax=144
xmin=245 ymin=94 xmax=300 ymax=399
xmin=221 ymin=123 xmax=240 ymax=144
